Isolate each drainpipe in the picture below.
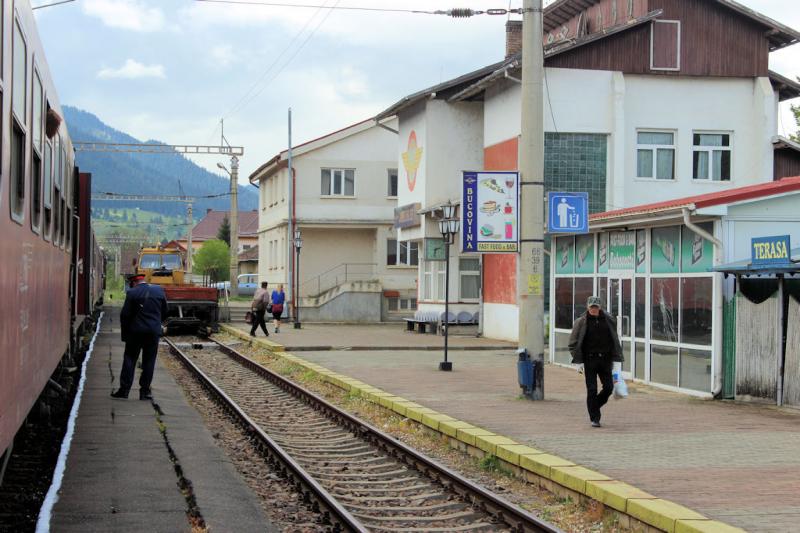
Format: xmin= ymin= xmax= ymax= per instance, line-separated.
xmin=682 ymin=207 xmax=725 ymax=396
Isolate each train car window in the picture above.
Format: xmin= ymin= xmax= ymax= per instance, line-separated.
xmin=43 ymin=140 xmax=52 ymax=240
xmin=53 ymin=135 xmax=61 ymax=245
xmin=31 ymin=70 xmax=43 ymax=230
xmin=60 ymin=146 xmax=67 ymax=247
xmin=9 ymin=19 xmax=27 ymax=221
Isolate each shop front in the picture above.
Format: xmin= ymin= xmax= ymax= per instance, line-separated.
xmin=551 ymin=222 xmax=718 ymax=395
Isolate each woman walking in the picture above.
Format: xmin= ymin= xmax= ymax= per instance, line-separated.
xmin=271 ymin=284 xmax=286 ymax=333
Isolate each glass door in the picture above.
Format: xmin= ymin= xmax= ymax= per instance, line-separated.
xmin=610 ymin=277 xmax=633 ymax=374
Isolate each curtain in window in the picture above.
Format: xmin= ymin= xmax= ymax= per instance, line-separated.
xmin=321 ymin=169 xmax=331 ymax=195
xmin=656 ymin=149 xmax=674 ymax=180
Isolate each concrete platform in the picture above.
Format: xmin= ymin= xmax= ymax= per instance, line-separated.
xmin=50 ymin=309 xmax=275 ymax=533
xmin=225 ymin=321 xmax=514 ymax=351
xmin=252 ymin=341 xmax=800 ymax=533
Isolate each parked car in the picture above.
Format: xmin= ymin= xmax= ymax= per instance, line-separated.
xmin=213 ymin=274 xmax=258 ymax=297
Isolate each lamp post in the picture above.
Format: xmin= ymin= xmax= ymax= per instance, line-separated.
xmin=293 ymin=227 xmax=303 ymax=329
xmin=438 ymin=201 xmax=460 ymax=372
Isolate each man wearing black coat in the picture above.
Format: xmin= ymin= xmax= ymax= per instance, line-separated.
xmin=112 ymin=274 xmax=168 ymax=400
xmin=568 ymin=296 xmax=623 ymax=427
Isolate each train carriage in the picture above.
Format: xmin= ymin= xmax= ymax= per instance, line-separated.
xmin=1 ymin=1 xmax=102 ymax=463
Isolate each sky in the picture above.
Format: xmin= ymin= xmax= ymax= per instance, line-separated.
xmin=32 ymin=0 xmax=800 ymax=186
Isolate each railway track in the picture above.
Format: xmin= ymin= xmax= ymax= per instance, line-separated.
xmin=165 ymin=338 xmax=562 ymax=533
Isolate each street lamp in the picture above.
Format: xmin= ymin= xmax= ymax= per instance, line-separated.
xmin=437 ymin=201 xmax=460 ymax=372
xmin=293 ymin=227 xmax=303 ymax=329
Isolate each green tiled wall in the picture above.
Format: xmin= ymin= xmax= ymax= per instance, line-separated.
xmin=543 ymin=133 xmax=608 ymax=311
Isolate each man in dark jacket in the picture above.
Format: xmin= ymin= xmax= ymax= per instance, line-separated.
xmin=112 ymin=274 xmax=168 ymax=400
xmin=568 ymin=296 xmax=623 ymax=427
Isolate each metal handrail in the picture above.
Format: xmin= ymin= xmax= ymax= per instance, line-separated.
xmin=298 ymin=262 xmax=377 ymax=296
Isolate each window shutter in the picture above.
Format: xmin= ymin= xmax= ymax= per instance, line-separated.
xmin=651 ymin=20 xmax=680 ymax=71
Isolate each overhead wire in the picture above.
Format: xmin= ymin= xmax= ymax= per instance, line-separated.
xmin=195 ymin=0 xmax=524 ymax=17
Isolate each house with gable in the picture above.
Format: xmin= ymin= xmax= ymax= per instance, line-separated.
xmin=376 ymin=0 xmax=800 ymax=345
xmin=249 ymin=117 xmax=418 ymax=322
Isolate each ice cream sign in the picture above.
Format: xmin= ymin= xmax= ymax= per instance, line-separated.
xmin=461 ymin=171 xmax=519 ymax=253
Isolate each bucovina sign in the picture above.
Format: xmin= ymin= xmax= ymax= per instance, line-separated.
xmin=751 ymin=235 xmax=791 ymax=266
xmin=462 ymin=171 xmax=519 ymax=253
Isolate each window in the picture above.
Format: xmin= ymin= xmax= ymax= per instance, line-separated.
xmin=693 ymin=133 xmax=730 ymax=181
xmin=43 ymin=140 xmax=52 ymax=239
xmin=388 ymin=297 xmax=417 ymax=312
xmin=243 ymin=244 xmax=251 ymax=250
xmin=10 ymin=20 xmax=27 ymax=220
xmin=555 ymin=278 xmax=573 ymax=329
xmin=31 ymin=72 xmax=43 ymax=229
xmin=321 ymin=168 xmax=355 ymax=196
xmin=637 ymin=132 xmax=674 ymax=180
xmin=435 ymin=260 xmax=446 ymax=301
xmin=387 ymin=239 xmax=418 ymax=266
xmin=387 ymin=168 xmax=398 ymax=197
xmin=650 ymin=20 xmax=680 ymax=71
xmin=459 ymin=257 xmax=480 ymax=300
xmin=420 ymin=258 xmax=447 ymax=301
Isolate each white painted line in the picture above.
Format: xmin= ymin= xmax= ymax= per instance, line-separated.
xmin=35 ymin=312 xmax=105 ymax=533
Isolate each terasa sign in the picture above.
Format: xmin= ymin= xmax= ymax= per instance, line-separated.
xmin=751 ymin=235 xmax=792 ymax=266
xmin=461 ymin=171 xmax=519 ymax=253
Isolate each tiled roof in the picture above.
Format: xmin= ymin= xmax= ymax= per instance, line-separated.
xmin=591 ymin=176 xmax=800 ymax=222
xmin=189 ymin=210 xmax=259 ymax=240
xmin=238 ymin=245 xmax=259 ymax=262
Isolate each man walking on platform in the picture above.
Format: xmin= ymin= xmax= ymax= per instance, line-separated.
xmin=568 ymin=296 xmax=623 ymax=427
xmin=112 ymin=274 xmax=168 ymax=400
xmin=250 ymin=281 xmax=270 ymax=337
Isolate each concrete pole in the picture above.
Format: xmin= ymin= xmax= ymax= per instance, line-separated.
xmin=229 ymin=155 xmax=240 ymax=297
xmin=286 ymin=108 xmax=294 ymax=319
xmin=518 ymin=0 xmax=546 ymax=400
xmin=186 ymin=203 xmax=194 ymax=274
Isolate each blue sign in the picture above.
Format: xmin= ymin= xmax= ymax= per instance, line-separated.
xmin=548 ymin=192 xmax=589 ymax=234
xmin=751 ymin=235 xmax=791 ymax=265
xmin=462 ymin=171 xmax=519 ymax=253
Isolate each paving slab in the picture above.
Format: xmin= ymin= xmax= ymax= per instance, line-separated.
xmin=51 ymin=310 xmax=275 ymax=533
xmin=291 ymin=347 xmax=800 ymax=533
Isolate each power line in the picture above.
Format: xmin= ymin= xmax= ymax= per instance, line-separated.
xmin=32 ymin=0 xmax=75 ymax=10
xmin=195 ymin=0 xmax=524 ymax=17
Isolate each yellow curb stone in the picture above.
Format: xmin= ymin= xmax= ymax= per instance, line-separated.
xmin=627 ymin=499 xmax=707 ymax=533
xmin=675 ymin=520 xmax=747 ymax=533
xmin=421 ymin=413 xmax=456 ymax=431
xmin=519 ymin=453 xmax=575 ymax=478
xmin=549 ymin=466 xmax=611 ymax=494
xmin=405 ymin=407 xmax=438 ymax=422
xmin=378 ymin=395 xmax=403 ymax=409
xmin=584 ymin=480 xmax=656 ymax=513
xmin=475 ymin=435 xmax=518 ymax=456
xmin=495 ymin=444 xmax=545 ymax=466
xmin=456 ymin=427 xmax=495 ymax=447
xmin=438 ymin=420 xmax=476 ymax=438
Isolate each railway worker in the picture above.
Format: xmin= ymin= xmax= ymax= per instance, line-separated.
xmin=112 ymin=274 xmax=168 ymax=401
xmin=568 ymin=296 xmax=623 ymax=428
xmin=271 ymin=284 xmax=286 ymax=333
xmin=250 ymin=281 xmax=270 ymax=337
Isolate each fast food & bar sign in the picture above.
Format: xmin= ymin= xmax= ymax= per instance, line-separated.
xmin=751 ymin=235 xmax=791 ymax=266
xmin=461 ymin=171 xmax=519 ymax=253
xmin=394 ymin=203 xmax=421 ymax=228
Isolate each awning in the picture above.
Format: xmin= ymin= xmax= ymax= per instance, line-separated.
xmin=712 ymin=247 xmax=800 ymax=275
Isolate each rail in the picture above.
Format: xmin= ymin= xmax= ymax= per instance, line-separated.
xmin=169 ymin=337 xmax=562 ymax=533
xmin=298 ymin=262 xmax=377 ymax=297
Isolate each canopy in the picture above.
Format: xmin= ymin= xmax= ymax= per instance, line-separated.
xmin=712 ymin=247 xmax=800 ymax=275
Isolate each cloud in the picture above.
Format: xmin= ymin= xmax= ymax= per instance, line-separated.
xmin=82 ymin=0 xmax=165 ymax=32
xmin=211 ymin=44 xmax=237 ymax=68
xmin=97 ymin=59 xmax=166 ymax=79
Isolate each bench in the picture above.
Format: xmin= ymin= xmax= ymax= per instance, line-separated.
xmin=439 ymin=311 xmax=480 ymax=335
xmin=404 ymin=311 xmax=439 ymax=334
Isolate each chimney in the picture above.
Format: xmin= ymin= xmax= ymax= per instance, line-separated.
xmin=505 ymin=20 xmax=523 ymax=58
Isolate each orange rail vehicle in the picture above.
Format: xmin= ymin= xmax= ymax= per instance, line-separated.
xmin=134 ymin=245 xmax=219 ymax=334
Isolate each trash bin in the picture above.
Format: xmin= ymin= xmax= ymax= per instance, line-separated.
xmin=517 ymin=349 xmax=535 ymax=399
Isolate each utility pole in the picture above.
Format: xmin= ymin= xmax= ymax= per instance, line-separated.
xmin=287 ymin=108 xmax=294 ymax=321
xmin=518 ymin=0 xmax=546 ymax=400
xmin=186 ymin=204 xmax=194 ymax=273
xmin=229 ymin=155 xmax=240 ymax=297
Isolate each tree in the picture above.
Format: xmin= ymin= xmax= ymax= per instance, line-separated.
xmin=193 ymin=239 xmax=230 ymax=282
xmin=791 ymin=103 xmax=800 ymax=143
xmin=217 ymin=216 xmax=231 ymax=245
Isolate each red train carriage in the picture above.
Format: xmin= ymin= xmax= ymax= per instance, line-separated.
xmin=0 ymin=1 xmax=102 ymax=464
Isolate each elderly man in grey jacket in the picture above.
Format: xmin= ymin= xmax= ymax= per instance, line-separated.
xmin=568 ymin=296 xmax=623 ymax=427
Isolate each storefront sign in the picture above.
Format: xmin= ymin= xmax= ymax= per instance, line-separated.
xmin=394 ymin=203 xmax=421 ymax=228
xmin=609 ymin=231 xmax=635 ymax=270
xmin=652 ymin=226 xmax=680 ymax=273
xmin=424 ymin=238 xmax=446 ymax=261
xmin=751 ymin=235 xmax=791 ymax=265
xmin=461 ymin=171 xmax=519 ymax=253
xmin=597 ymin=232 xmax=609 ymax=273
xmin=575 ymin=234 xmax=594 ymax=274
xmin=681 ymin=224 xmax=714 ymax=273
xmin=556 ymin=236 xmax=575 ymax=274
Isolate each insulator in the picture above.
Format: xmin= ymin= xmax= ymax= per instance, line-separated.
xmin=449 ymin=8 xmax=476 ymax=18
xmin=487 ymin=9 xmax=509 ymax=15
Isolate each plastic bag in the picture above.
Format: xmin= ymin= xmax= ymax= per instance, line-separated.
xmin=612 ymin=361 xmax=628 ymax=399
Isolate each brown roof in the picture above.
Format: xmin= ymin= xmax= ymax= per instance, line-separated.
xmin=189 ymin=210 xmax=259 ymax=241
xmin=238 ymin=245 xmax=259 ymax=262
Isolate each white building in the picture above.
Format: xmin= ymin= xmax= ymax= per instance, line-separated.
xmin=249 ymin=118 xmax=418 ymax=322
xmin=375 ymin=0 xmax=800 ymax=343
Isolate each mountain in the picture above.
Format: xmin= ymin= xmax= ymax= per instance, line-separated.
xmin=64 ymin=106 xmax=258 ymax=218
